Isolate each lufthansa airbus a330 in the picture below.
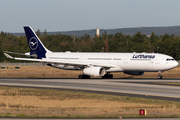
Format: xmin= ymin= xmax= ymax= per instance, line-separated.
xmin=4 ymin=26 xmax=178 ymax=79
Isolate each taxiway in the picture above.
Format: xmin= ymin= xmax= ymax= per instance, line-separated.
xmin=0 ymin=78 xmax=180 ymax=101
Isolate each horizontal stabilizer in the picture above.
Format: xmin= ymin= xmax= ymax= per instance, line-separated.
xmin=4 ymin=51 xmax=35 ymax=58
xmin=4 ymin=51 xmax=28 ymax=56
xmin=4 ymin=53 xmax=14 ymax=59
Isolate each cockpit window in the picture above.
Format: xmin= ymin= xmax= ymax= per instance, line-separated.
xmin=166 ymin=58 xmax=175 ymax=61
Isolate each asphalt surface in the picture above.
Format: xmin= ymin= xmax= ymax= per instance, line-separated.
xmin=0 ymin=78 xmax=180 ymax=101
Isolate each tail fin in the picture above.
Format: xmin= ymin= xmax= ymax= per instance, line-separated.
xmin=24 ymin=26 xmax=51 ymax=58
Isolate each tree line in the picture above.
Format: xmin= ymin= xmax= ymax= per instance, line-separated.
xmin=0 ymin=30 xmax=180 ymax=62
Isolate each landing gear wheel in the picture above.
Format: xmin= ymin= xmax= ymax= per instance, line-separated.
xmin=157 ymin=71 xmax=163 ymax=79
xmin=102 ymin=73 xmax=113 ymax=79
xmin=78 ymin=74 xmax=90 ymax=79
xmin=109 ymin=74 xmax=113 ymax=79
xmin=158 ymin=75 xmax=163 ymax=79
xmin=78 ymin=75 xmax=83 ymax=79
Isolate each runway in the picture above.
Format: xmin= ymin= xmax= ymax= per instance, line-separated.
xmin=0 ymin=78 xmax=180 ymax=101
xmin=1 ymin=118 xmax=180 ymax=120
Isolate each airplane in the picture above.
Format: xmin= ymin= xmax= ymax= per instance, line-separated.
xmin=3 ymin=26 xmax=179 ymax=79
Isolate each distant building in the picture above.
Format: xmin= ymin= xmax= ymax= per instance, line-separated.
xmin=147 ymin=34 xmax=151 ymax=38
xmin=96 ymin=27 xmax=100 ymax=37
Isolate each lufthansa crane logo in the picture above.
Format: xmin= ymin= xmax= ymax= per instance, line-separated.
xmin=29 ymin=37 xmax=38 ymax=50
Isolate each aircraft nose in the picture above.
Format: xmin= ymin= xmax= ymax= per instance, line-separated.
xmin=175 ymin=61 xmax=179 ymax=67
xmin=166 ymin=60 xmax=178 ymax=70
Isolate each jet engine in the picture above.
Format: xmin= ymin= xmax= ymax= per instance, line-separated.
xmin=83 ymin=66 xmax=105 ymax=77
xmin=123 ymin=71 xmax=144 ymax=76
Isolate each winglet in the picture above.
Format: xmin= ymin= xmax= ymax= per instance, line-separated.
xmin=4 ymin=53 xmax=14 ymax=59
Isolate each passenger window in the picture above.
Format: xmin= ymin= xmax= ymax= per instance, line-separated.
xmin=166 ymin=58 xmax=175 ymax=61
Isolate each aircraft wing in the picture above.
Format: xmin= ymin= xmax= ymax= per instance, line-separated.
xmin=4 ymin=53 xmax=116 ymax=68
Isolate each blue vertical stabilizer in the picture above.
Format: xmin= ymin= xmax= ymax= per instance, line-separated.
xmin=24 ymin=26 xmax=51 ymax=58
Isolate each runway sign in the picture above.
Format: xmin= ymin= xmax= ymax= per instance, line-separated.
xmin=139 ymin=109 xmax=146 ymax=115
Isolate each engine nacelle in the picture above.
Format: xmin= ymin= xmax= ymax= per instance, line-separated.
xmin=123 ymin=71 xmax=144 ymax=76
xmin=83 ymin=66 xmax=105 ymax=77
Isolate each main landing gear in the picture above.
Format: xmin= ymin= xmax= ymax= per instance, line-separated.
xmin=78 ymin=73 xmax=113 ymax=79
xmin=158 ymin=71 xmax=163 ymax=79
xmin=102 ymin=72 xmax=113 ymax=79
xmin=78 ymin=74 xmax=90 ymax=79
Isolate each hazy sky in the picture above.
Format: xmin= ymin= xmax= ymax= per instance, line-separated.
xmin=1 ymin=0 xmax=180 ymax=32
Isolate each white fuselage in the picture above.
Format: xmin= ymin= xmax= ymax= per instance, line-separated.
xmin=5 ymin=26 xmax=179 ymax=78
xmin=45 ymin=52 xmax=178 ymax=72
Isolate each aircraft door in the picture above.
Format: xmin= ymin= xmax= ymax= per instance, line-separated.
xmin=155 ymin=56 xmax=160 ymax=64
xmin=123 ymin=57 xmax=128 ymax=64
xmin=149 ymin=57 xmax=155 ymax=70
xmin=80 ymin=55 xmax=85 ymax=61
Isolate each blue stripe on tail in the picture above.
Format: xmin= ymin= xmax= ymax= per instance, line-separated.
xmin=24 ymin=26 xmax=49 ymax=58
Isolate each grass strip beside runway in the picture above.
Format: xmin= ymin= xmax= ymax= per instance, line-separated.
xmin=0 ymin=86 xmax=180 ymax=118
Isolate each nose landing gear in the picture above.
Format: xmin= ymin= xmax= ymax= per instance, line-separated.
xmin=158 ymin=71 xmax=163 ymax=79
